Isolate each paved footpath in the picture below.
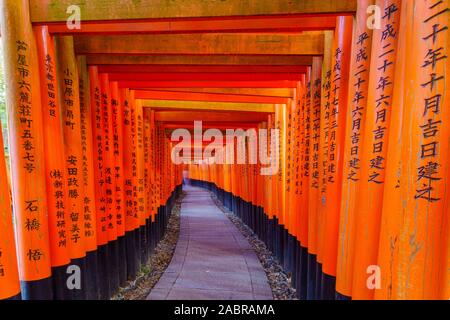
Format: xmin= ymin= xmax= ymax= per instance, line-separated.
xmin=147 ymin=184 xmax=273 ymax=300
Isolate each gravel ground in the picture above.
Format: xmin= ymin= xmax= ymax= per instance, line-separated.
xmin=210 ymin=193 xmax=298 ymax=300
xmin=114 ymin=192 xmax=185 ymax=300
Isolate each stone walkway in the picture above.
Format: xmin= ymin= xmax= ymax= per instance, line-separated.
xmin=147 ymin=185 xmax=273 ymax=300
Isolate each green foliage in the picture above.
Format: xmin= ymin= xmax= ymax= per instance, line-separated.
xmin=0 ymin=43 xmax=9 ymax=159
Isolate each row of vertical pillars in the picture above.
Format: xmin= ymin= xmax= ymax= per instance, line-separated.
xmin=188 ymin=0 xmax=449 ymax=300
xmin=0 ymin=0 xmax=184 ymax=300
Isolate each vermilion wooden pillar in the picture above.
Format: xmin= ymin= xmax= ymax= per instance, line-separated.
xmin=316 ymin=31 xmax=334 ymax=300
xmin=143 ymin=110 xmax=150 ymax=246
xmin=110 ymin=81 xmax=127 ymax=286
xmin=77 ymin=55 xmax=100 ymax=300
xmin=149 ymin=110 xmax=156 ymax=224
xmin=307 ymin=56 xmax=322 ymax=300
xmin=321 ymin=16 xmax=353 ymax=300
xmin=35 ymin=25 xmax=71 ymax=300
xmin=285 ymin=97 xmax=294 ymax=241
xmin=0 ymin=0 xmax=52 ymax=299
xmin=88 ymin=65 xmax=110 ymax=299
xmin=290 ymin=83 xmax=303 ymax=294
xmin=377 ymin=0 xmax=449 ymax=300
xmin=352 ymin=0 xmax=402 ymax=300
xmin=56 ymin=36 xmax=89 ymax=299
xmin=122 ymin=88 xmax=140 ymax=280
xmin=336 ymin=0 xmax=375 ymax=300
xmin=274 ymin=102 xmax=286 ymax=267
xmin=135 ymin=99 xmax=148 ymax=264
xmin=289 ymin=93 xmax=301 ymax=244
xmin=0 ymin=121 xmax=20 ymax=300
xmin=99 ymin=73 xmax=120 ymax=294
xmin=299 ymin=71 xmax=312 ymax=299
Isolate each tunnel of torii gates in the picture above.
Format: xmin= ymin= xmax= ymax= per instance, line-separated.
xmin=0 ymin=0 xmax=448 ymax=301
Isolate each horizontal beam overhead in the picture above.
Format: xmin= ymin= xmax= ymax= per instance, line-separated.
xmin=86 ymin=55 xmax=314 ymax=66
xmin=31 ymin=0 xmax=356 ymax=22
xmin=119 ymin=81 xmax=298 ymax=88
xmin=97 ymin=65 xmax=308 ymax=73
xmin=108 ymin=72 xmax=304 ymax=82
xmin=142 ymin=100 xmax=276 ymax=112
xmin=74 ymin=33 xmax=324 ymax=55
xmin=135 ymin=90 xmax=288 ymax=104
xmin=45 ymin=15 xmax=337 ymax=34
xmin=140 ymin=88 xmax=294 ymax=98
xmin=155 ymin=111 xmax=269 ymax=122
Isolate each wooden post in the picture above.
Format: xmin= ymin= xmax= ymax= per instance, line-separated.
xmin=266 ymin=114 xmax=275 ymax=253
xmin=56 ymin=35 xmax=89 ymax=299
xmin=285 ymin=97 xmax=293 ymax=241
xmin=0 ymin=0 xmax=52 ymax=299
xmin=88 ymin=65 xmax=110 ymax=299
xmin=335 ymin=0 xmax=375 ymax=300
xmin=34 ymin=25 xmax=72 ymax=300
xmin=143 ymin=108 xmax=153 ymax=254
xmin=135 ymin=99 xmax=148 ymax=264
xmin=155 ymin=121 xmax=162 ymax=245
xmin=288 ymin=96 xmax=298 ymax=241
xmin=316 ymin=30 xmax=334 ymax=299
xmin=307 ymin=56 xmax=322 ymax=300
xmin=0 ymin=121 xmax=20 ymax=300
xmin=110 ymin=81 xmax=127 ymax=286
xmin=299 ymin=70 xmax=312 ymax=299
xmin=290 ymin=84 xmax=302 ymax=294
xmin=123 ymin=90 xmax=141 ymax=277
xmin=77 ymin=55 xmax=100 ymax=300
xmin=150 ymin=110 xmax=157 ymax=227
xmin=99 ymin=73 xmax=119 ymax=295
xmin=274 ymin=103 xmax=286 ymax=266
xmin=321 ymin=16 xmax=353 ymax=299
xmin=377 ymin=0 xmax=449 ymax=300
xmin=351 ymin=0 xmax=402 ymax=300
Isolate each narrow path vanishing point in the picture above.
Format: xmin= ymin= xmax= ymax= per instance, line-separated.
xmin=147 ymin=184 xmax=273 ymax=300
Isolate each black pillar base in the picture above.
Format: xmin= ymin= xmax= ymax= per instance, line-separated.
xmin=20 ymin=276 xmax=53 ymax=300
xmin=320 ymin=273 xmax=337 ymax=300
xmin=51 ymin=264 xmax=72 ymax=300
xmin=283 ymin=232 xmax=293 ymax=274
xmin=150 ymin=220 xmax=156 ymax=253
xmin=97 ymin=243 xmax=111 ymax=299
xmin=335 ymin=291 xmax=351 ymax=300
xmin=298 ymin=246 xmax=308 ymax=300
xmin=145 ymin=217 xmax=153 ymax=257
xmin=68 ymin=256 xmax=88 ymax=300
xmin=134 ymin=227 xmax=142 ymax=271
xmin=117 ymin=235 xmax=128 ymax=287
xmin=315 ymin=262 xmax=323 ymax=300
xmin=307 ymin=253 xmax=317 ymax=300
xmin=107 ymin=240 xmax=120 ymax=296
xmin=6 ymin=292 xmax=22 ymax=300
xmin=140 ymin=225 xmax=148 ymax=265
xmin=125 ymin=230 xmax=138 ymax=281
xmin=85 ymin=250 xmax=100 ymax=300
